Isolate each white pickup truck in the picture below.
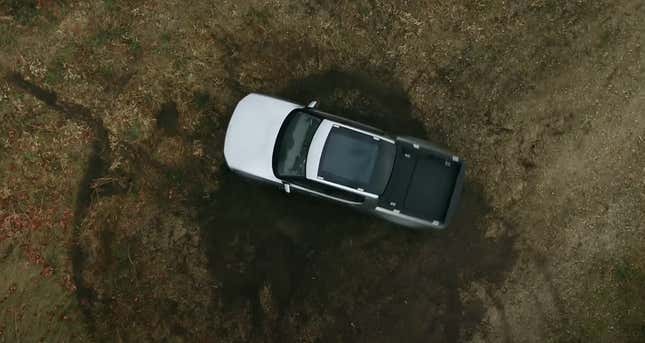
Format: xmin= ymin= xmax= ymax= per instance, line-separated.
xmin=224 ymin=94 xmax=465 ymax=229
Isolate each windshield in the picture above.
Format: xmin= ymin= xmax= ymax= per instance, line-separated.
xmin=274 ymin=110 xmax=322 ymax=178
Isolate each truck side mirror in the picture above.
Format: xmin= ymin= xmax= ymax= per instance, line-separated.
xmin=283 ymin=183 xmax=291 ymax=194
xmin=307 ymin=100 xmax=318 ymax=108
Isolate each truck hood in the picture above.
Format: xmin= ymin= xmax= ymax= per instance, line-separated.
xmin=224 ymin=94 xmax=300 ymax=182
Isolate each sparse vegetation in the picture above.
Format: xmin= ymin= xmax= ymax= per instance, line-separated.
xmin=90 ymin=27 xmax=125 ymax=48
xmin=102 ymin=0 xmax=116 ymax=11
xmin=614 ymin=256 xmax=645 ymax=340
xmin=97 ymin=64 xmax=114 ymax=80
xmin=155 ymin=32 xmax=172 ymax=55
xmin=192 ymin=91 xmax=211 ymax=111
xmin=127 ymin=37 xmax=142 ymax=55
xmin=1 ymin=0 xmax=644 ymax=342
xmin=125 ymin=122 xmax=141 ymax=141
xmin=0 ymin=25 xmax=17 ymax=48
xmin=45 ymin=44 xmax=77 ymax=85
xmin=1 ymin=0 xmax=39 ymax=24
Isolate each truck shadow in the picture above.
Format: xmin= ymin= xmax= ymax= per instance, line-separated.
xmin=197 ymin=70 xmax=517 ymax=342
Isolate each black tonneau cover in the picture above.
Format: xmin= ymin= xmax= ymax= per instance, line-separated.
xmin=378 ymin=140 xmax=464 ymax=225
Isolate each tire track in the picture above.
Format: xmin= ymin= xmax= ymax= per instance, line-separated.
xmin=6 ymin=72 xmax=110 ymax=336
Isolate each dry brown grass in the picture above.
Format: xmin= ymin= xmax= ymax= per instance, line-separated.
xmin=1 ymin=0 xmax=644 ymax=342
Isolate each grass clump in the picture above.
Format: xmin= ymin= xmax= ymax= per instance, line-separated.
xmin=46 ymin=44 xmax=77 ymax=85
xmin=127 ymin=38 xmax=142 ymax=55
xmin=192 ymin=91 xmax=211 ymax=111
xmin=103 ymin=0 xmax=117 ymax=11
xmin=613 ymin=257 xmax=645 ymax=341
xmin=91 ymin=27 xmax=125 ymax=47
xmin=125 ymin=123 xmax=142 ymax=142
xmin=0 ymin=244 xmax=89 ymax=342
xmin=1 ymin=0 xmax=39 ymax=24
xmin=154 ymin=32 xmax=172 ymax=55
xmin=0 ymin=25 xmax=18 ymax=48
xmin=97 ymin=64 xmax=114 ymax=80
xmin=613 ymin=259 xmax=644 ymax=282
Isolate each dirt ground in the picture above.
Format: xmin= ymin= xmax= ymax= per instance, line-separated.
xmin=1 ymin=0 xmax=644 ymax=342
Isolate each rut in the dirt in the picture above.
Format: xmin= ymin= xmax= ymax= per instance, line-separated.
xmin=6 ymin=72 xmax=111 ymax=335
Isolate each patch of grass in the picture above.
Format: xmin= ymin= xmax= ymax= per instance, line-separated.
xmin=46 ymin=44 xmax=77 ymax=85
xmin=0 ymin=243 xmax=89 ymax=342
xmin=357 ymin=2 xmax=372 ymax=18
xmin=23 ymin=151 xmax=38 ymax=163
xmin=91 ymin=27 xmax=125 ymax=47
xmin=613 ymin=259 xmax=643 ymax=282
xmin=613 ymin=259 xmax=645 ymax=304
xmin=90 ymin=26 xmax=142 ymax=56
xmin=98 ymin=64 xmax=115 ymax=80
xmin=3 ymin=0 xmax=39 ymax=25
xmin=164 ymin=168 xmax=189 ymax=187
xmin=103 ymin=0 xmax=117 ymax=11
xmin=193 ymin=91 xmax=211 ymax=111
xmin=160 ymin=32 xmax=171 ymax=44
xmin=566 ymin=256 xmax=645 ymax=342
xmin=155 ymin=32 xmax=172 ymax=54
xmin=45 ymin=66 xmax=64 ymax=84
xmin=614 ymin=262 xmax=633 ymax=280
xmin=125 ymin=123 xmax=142 ymax=142
xmin=127 ymin=38 xmax=142 ymax=55
xmin=243 ymin=7 xmax=272 ymax=26
xmin=615 ymin=258 xmax=645 ymax=341
xmin=0 ymin=25 xmax=18 ymax=48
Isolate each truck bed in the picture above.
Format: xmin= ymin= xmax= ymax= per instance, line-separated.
xmin=378 ymin=140 xmax=463 ymax=225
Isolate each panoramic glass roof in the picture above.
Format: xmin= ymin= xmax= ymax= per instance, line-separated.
xmin=318 ymin=126 xmax=395 ymax=194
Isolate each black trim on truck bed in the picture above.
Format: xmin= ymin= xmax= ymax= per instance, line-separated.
xmin=378 ymin=140 xmax=464 ymax=225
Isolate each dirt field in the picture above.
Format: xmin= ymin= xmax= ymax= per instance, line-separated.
xmin=1 ymin=0 xmax=644 ymax=342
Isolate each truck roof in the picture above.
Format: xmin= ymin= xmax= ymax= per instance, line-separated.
xmin=306 ymin=118 xmax=395 ymax=195
xmin=318 ymin=125 xmax=395 ymax=194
